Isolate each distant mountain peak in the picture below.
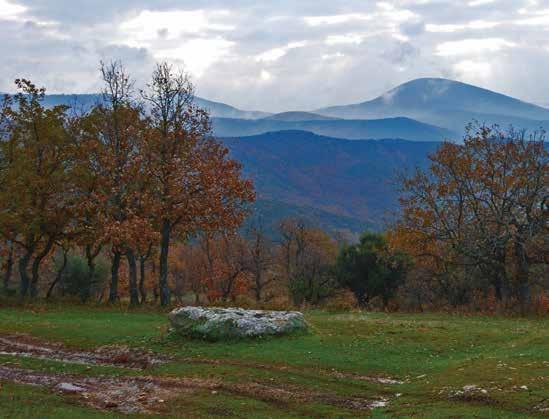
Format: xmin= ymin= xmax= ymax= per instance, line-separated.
xmin=318 ymin=77 xmax=549 ymax=131
xmin=374 ymin=77 xmax=544 ymax=110
xmin=193 ymin=97 xmax=270 ymax=119
xmin=263 ymin=111 xmax=341 ymax=122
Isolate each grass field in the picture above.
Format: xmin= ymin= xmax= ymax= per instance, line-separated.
xmin=0 ymin=304 xmax=547 ymax=418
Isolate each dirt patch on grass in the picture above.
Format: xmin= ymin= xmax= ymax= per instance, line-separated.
xmin=0 ymin=365 xmax=388 ymax=415
xmin=0 ymin=334 xmax=168 ymax=369
xmin=0 ymin=365 xmax=187 ymax=414
xmin=329 ymin=370 xmax=404 ymax=385
xmin=0 ymin=334 xmax=392 ymax=414
xmin=180 ymin=356 xmax=403 ymax=386
xmin=1 ymin=333 xmax=403 ymax=388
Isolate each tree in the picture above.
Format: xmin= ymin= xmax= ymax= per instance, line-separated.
xmin=246 ymin=223 xmax=275 ymax=302
xmin=78 ymin=62 xmax=154 ymax=305
xmin=141 ymin=62 xmax=254 ymax=306
xmin=396 ymin=124 xmax=548 ymax=312
xmin=0 ymin=80 xmax=75 ymax=299
xmin=169 ymin=242 xmax=205 ymax=304
xmin=336 ymin=232 xmax=407 ymax=308
xmin=1 ymin=240 xmax=15 ymax=294
xmin=137 ymin=242 xmax=154 ymax=304
xmin=279 ymin=218 xmax=338 ymax=305
xmin=198 ymin=233 xmax=251 ymax=303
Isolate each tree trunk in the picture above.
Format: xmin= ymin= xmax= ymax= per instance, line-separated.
xmin=159 ymin=219 xmax=171 ymax=306
xmin=3 ymin=244 xmax=14 ymax=294
xmin=514 ymin=240 xmax=530 ymax=315
xmin=139 ymin=256 xmax=147 ymax=304
xmin=126 ymin=249 xmax=139 ymax=306
xmin=46 ymin=248 xmax=68 ymax=299
xmin=109 ymin=250 xmax=121 ymax=303
xmin=29 ymin=237 xmax=55 ymax=299
xmin=18 ymin=249 xmax=33 ymax=300
xmin=254 ymin=272 xmax=262 ymax=302
xmin=83 ymin=245 xmax=97 ymax=302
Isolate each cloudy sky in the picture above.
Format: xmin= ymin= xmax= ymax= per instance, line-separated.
xmin=2 ymin=0 xmax=549 ymax=112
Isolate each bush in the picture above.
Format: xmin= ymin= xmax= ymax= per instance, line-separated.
xmin=322 ymin=290 xmax=357 ymax=312
xmin=55 ymin=253 xmax=109 ymax=301
xmin=288 ymin=271 xmax=337 ymax=306
xmin=336 ymin=232 xmax=408 ymax=308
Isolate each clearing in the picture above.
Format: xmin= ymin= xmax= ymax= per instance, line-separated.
xmin=0 ymin=305 xmax=547 ymax=418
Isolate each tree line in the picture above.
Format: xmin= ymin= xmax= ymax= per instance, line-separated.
xmin=0 ymin=62 xmax=254 ymax=305
xmin=0 ymin=62 xmax=547 ymax=313
xmin=390 ymin=124 xmax=548 ymax=313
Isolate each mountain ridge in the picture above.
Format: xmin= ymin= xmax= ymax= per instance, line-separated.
xmin=212 ymin=116 xmax=454 ymax=142
xmin=318 ymin=78 xmax=549 ymax=119
xmin=317 ymin=78 xmax=549 ymax=135
xmin=223 ymin=130 xmax=440 ymax=233
xmin=6 ymin=77 xmax=548 ymax=138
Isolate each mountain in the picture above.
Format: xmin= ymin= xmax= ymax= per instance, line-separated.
xmin=41 ymin=93 xmax=102 ymax=110
xmin=318 ymin=78 xmax=549 ymax=135
xmin=213 ymin=116 xmax=453 ymax=142
xmin=5 ymin=92 xmax=270 ymax=120
xmin=31 ymin=92 xmax=452 ymax=141
xmin=194 ymin=97 xmax=270 ymax=119
xmin=248 ymin=199 xmax=372 ymax=239
xmin=8 ymin=77 xmax=549 ymax=137
xmin=263 ymin=112 xmax=340 ymax=121
xmin=223 ymin=130 xmax=439 ymax=234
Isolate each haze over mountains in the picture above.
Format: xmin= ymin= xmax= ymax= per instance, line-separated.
xmin=8 ymin=77 xmax=549 ymax=235
xmin=317 ymin=78 xmax=549 ymax=136
xmin=211 ymin=116 xmax=452 ymax=142
xmin=17 ymin=77 xmax=549 ymax=141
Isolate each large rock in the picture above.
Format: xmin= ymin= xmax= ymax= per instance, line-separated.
xmin=168 ymin=307 xmax=308 ymax=340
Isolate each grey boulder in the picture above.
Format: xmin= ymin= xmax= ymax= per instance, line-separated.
xmin=168 ymin=306 xmax=308 ymax=340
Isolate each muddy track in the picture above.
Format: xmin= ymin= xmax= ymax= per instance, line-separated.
xmin=178 ymin=355 xmax=404 ymax=385
xmin=0 ymin=334 xmax=389 ymax=415
xmin=0 ymin=333 xmax=404 ymax=385
xmin=0 ymin=334 xmax=168 ymax=369
xmin=0 ymin=365 xmax=388 ymax=414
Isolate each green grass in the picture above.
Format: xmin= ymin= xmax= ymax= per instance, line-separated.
xmin=0 ymin=304 xmax=547 ymax=418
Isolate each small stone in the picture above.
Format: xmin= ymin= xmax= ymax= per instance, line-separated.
xmin=56 ymin=382 xmax=85 ymax=393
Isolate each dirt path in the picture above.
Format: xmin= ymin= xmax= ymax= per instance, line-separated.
xmin=0 ymin=365 xmax=184 ymax=414
xmin=0 ymin=333 xmax=404 ymax=384
xmin=0 ymin=365 xmax=388 ymax=414
xmin=0 ymin=334 xmax=390 ymax=415
xmin=0 ymin=334 xmax=168 ymax=369
xmin=178 ymin=355 xmax=404 ymax=385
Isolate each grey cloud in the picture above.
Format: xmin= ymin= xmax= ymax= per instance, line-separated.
xmin=2 ymin=0 xmax=549 ymax=111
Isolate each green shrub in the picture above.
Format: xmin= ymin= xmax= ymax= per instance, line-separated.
xmin=55 ymin=253 xmax=109 ymax=301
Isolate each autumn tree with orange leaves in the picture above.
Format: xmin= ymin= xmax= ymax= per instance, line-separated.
xmin=393 ymin=124 xmax=548 ymax=312
xmin=141 ymin=63 xmax=255 ymax=306
xmin=75 ymin=62 xmax=157 ymax=305
xmin=0 ymin=80 xmax=76 ymax=299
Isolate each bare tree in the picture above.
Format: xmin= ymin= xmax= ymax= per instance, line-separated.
xmin=246 ymin=223 xmax=275 ymax=302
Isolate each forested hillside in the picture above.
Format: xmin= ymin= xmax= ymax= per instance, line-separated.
xmin=225 ymin=131 xmax=439 ymax=233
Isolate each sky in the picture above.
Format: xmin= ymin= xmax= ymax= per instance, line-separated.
xmin=2 ymin=0 xmax=549 ymax=112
